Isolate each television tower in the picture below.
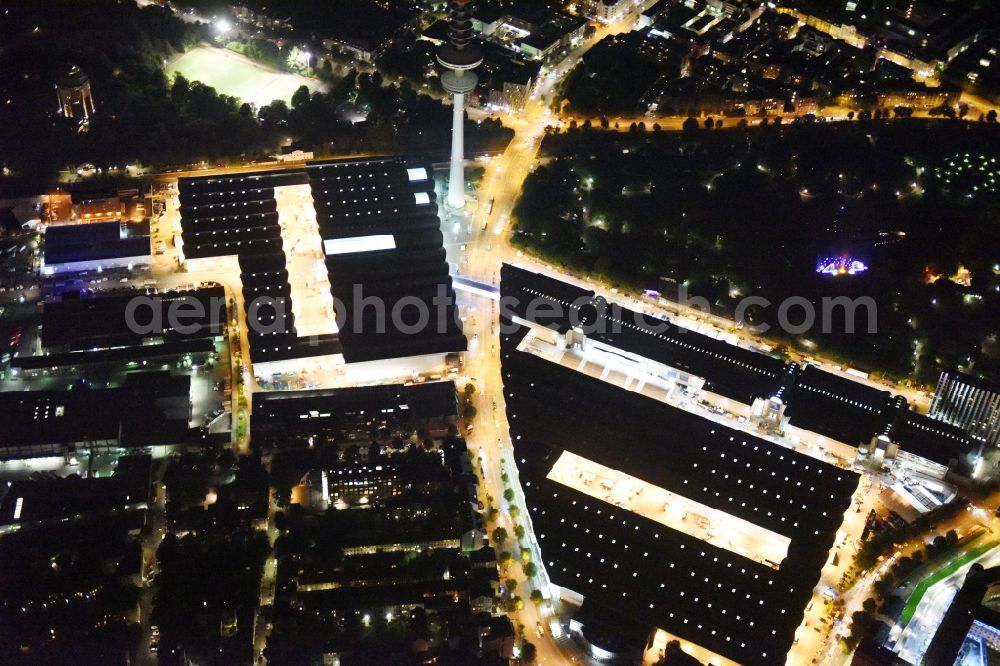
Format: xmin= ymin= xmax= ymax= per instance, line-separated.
xmin=437 ymin=0 xmax=482 ymax=210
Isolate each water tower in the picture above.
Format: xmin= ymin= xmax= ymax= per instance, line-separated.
xmin=55 ymin=65 xmax=95 ymax=120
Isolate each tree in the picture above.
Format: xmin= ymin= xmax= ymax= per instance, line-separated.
xmin=487 ymin=506 xmax=499 ymax=522
xmin=530 ymin=589 xmax=544 ymax=607
xmin=656 ymin=640 xmax=683 ymax=664
xmin=464 ymin=404 xmax=477 ymax=420
xmin=704 ymin=117 xmax=714 ymax=130
xmin=291 ymin=85 xmax=311 ymax=109
xmin=523 ymin=562 xmax=538 ymax=578
xmin=844 ymin=609 xmax=875 ymax=650
xmin=492 ymin=526 xmax=509 ymax=546
xmin=411 ymin=607 xmax=430 ymax=640
xmin=274 ymin=484 xmax=291 ymax=508
xmin=509 ymin=505 xmax=521 ymax=520
xmin=521 ymin=641 xmax=537 ymax=663
xmin=503 ymin=488 xmax=515 ymax=502
xmin=171 ymin=73 xmax=190 ymax=100
xmin=600 ymin=116 xmax=610 ymax=129
xmin=514 ymin=524 xmax=526 ymax=540
xmin=988 ymin=109 xmax=998 ymax=123
xmin=511 ymin=596 xmax=524 ymax=611
xmin=499 ymin=551 xmax=513 ymax=568
xmin=463 ymin=382 xmax=477 ymax=398
xmin=872 ymin=576 xmax=895 ymax=599
xmin=682 ymin=117 xmax=699 ymax=133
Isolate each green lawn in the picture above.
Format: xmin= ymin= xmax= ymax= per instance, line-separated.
xmin=165 ymin=46 xmax=318 ymax=107
xmin=900 ymin=538 xmax=997 ymax=625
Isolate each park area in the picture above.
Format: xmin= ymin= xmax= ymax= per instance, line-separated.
xmin=165 ymin=46 xmax=320 ymax=107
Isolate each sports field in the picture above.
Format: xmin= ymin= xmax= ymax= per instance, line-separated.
xmin=165 ymin=46 xmax=319 ymax=107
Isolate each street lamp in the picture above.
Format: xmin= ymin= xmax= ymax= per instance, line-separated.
xmin=214 ymin=18 xmax=231 ymax=36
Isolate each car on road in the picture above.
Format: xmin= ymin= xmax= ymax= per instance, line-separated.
xmin=535 ymin=622 xmax=545 ymax=638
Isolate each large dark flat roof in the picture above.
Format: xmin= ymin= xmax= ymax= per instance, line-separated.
xmin=11 ymin=338 xmax=214 ymax=371
xmin=500 ymin=314 xmax=858 ymax=665
xmin=308 ymin=157 xmax=466 ymax=363
xmin=0 ymin=454 xmax=151 ymax=526
xmin=178 ymin=158 xmax=465 ymax=365
xmin=252 ymin=381 xmax=457 ymax=435
xmin=501 ymin=264 xmax=785 ymax=403
xmin=498 ymin=265 xmax=971 ymax=469
xmin=44 ymin=221 xmax=149 ymax=265
xmin=892 ymin=411 xmax=972 ymax=467
xmin=178 ymin=172 xmax=310 ymax=364
xmin=41 ymin=286 xmax=226 ymax=350
xmin=784 ymin=365 xmax=895 ymax=446
xmin=0 ymin=371 xmax=191 ymax=454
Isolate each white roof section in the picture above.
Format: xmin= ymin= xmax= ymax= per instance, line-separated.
xmin=547 ymin=450 xmax=791 ymax=568
xmin=323 ymin=234 xmax=396 ymax=256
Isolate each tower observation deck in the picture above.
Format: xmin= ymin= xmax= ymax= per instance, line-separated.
xmin=437 ymin=0 xmax=482 ymax=209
